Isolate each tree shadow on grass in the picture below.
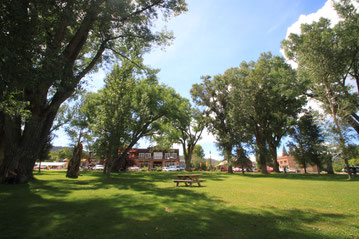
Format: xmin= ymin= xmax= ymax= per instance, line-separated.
xmin=239 ymin=172 xmax=359 ymax=182
xmin=25 ymin=171 xmax=228 ymax=198
xmin=0 ymin=172 xmax=356 ymax=239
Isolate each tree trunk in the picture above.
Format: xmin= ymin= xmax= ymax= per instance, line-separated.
xmin=184 ymin=153 xmax=192 ymax=172
xmin=256 ymin=140 xmax=268 ymax=174
xmin=182 ymin=142 xmax=192 ymax=172
xmin=326 ymin=158 xmax=334 ymax=174
xmin=0 ymin=105 xmax=59 ymax=184
xmin=66 ymin=143 xmax=83 ymax=178
xmin=269 ymin=143 xmax=280 ymax=173
xmin=226 ymin=146 xmax=233 ymax=173
xmin=237 ymin=145 xmax=247 ymax=175
xmin=324 ymin=81 xmax=352 ymax=179
xmin=345 ymin=114 xmax=359 ymax=135
xmin=254 ymin=126 xmax=268 ymax=174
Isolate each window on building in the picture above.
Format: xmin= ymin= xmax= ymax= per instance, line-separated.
xmin=284 ymin=160 xmax=287 ymax=164
xmin=138 ymin=153 xmax=145 ymax=158
xmin=165 ymin=153 xmax=177 ymax=159
xmin=279 ymin=161 xmax=283 ymax=165
xmin=165 ymin=162 xmax=176 ymax=167
xmin=153 ymin=152 xmax=163 ymax=159
xmin=145 ymin=153 xmax=152 ymax=159
xmin=139 ymin=162 xmax=150 ymax=168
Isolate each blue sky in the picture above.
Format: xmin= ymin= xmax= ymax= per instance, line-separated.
xmin=54 ymin=0 xmax=342 ymax=160
xmin=143 ymin=0 xmax=327 ymax=100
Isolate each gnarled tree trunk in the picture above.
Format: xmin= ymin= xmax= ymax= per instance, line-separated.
xmin=66 ymin=143 xmax=83 ymax=178
xmin=0 ymin=105 xmax=59 ymax=183
xmin=269 ymin=143 xmax=280 ymax=173
xmin=326 ymin=158 xmax=334 ymax=174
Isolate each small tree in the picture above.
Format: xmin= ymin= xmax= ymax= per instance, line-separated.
xmin=154 ymin=102 xmax=205 ymax=171
xmin=289 ymin=110 xmax=324 ymax=174
xmin=191 ymin=145 xmax=206 ymax=170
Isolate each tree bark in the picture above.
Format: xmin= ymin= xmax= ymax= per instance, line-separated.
xmin=255 ymin=137 xmax=268 ymax=174
xmin=66 ymin=143 xmax=83 ymax=178
xmin=324 ymin=80 xmax=352 ymax=179
xmin=269 ymin=142 xmax=280 ymax=173
xmin=184 ymin=153 xmax=192 ymax=172
xmin=326 ymin=158 xmax=334 ymax=174
xmin=0 ymin=104 xmax=59 ymax=183
xmin=226 ymin=146 xmax=233 ymax=174
xmin=344 ymin=114 xmax=359 ymax=135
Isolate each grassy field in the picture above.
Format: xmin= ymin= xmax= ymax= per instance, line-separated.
xmin=0 ymin=171 xmax=358 ymax=239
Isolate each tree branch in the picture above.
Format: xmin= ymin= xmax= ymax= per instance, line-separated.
xmin=63 ymin=0 xmax=105 ymax=61
xmin=119 ymin=0 xmax=165 ymax=23
xmin=109 ymin=47 xmax=145 ymax=70
xmin=75 ymin=41 xmax=108 ymax=81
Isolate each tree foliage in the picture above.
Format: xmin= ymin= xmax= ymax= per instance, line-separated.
xmin=289 ymin=110 xmax=324 ymax=174
xmin=86 ymin=58 xmax=184 ymax=177
xmin=191 ymin=74 xmax=236 ymax=173
xmin=0 ymin=0 xmax=187 ymax=183
xmin=281 ymin=0 xmax=359 ymax=178
xmin=49 ymin=148 xmax=73 ymax=162
xmin=154 ymin=100 xmax=205 ymax=171
xmin=192 ymin=53 xmax=303 ymax=173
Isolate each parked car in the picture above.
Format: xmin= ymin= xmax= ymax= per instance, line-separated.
xmin=176 ymin=166 xmax=185 ymax=171
xmin=127 ymin=166 xmax=142 ymax=171
xmin=163 ymin=165 xmax=184 ymax=172
xmin=342 ymin=166 xmax=358 ymax=174
xmin=279 ymin=167 xmax=297 ymax=173
xmin=233 ymin=167 xmax=243 ymax=172
xmin=93 ymin=165 xmax=104 ymax=170
xmin=266 ymin=167 xmax=274 ymax=172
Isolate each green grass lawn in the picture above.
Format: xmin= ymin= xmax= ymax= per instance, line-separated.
xmin=1 ymin=171 xmax=358 ymax=239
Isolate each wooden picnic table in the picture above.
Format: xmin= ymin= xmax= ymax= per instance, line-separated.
xmin=173 ymin=174 xmax=205 ymax=187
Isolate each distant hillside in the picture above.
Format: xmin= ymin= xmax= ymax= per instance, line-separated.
xmin=51 ymin=146 xmax=71 ymax=152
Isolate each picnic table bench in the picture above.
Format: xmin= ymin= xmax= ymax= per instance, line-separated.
xmin=173 ymin=174 xmax=205 ymax=187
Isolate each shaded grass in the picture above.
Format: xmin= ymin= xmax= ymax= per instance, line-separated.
xmin=0 ymin=171 xmax=358 ymax=239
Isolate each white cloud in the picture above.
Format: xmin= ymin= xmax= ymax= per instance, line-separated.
xmin=281 ymin=0 xmax=358 ymax=66
xmin=280 ymin=0 xmax=341 ymax=67
xmin=280 ymin=0 xmax=358 ymax=113
xmin=198 ymin=128 xmax=216 ymax=144
xmin=285 ymin=0 xmax=340 ymax=39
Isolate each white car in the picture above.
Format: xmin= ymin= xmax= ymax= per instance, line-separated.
xmin=127 ymin=166 xmax=142 ymax=171
xmin=280 ymin=167 xmax=297 ymax=173
xmin=163 ymin=166 xmax=185 ymax=172
xmin=94 ymin=165 xmax=104 ymax=170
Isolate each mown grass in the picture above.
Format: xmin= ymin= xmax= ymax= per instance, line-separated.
xmin=0 ymin=171 xmax=358 ymax=239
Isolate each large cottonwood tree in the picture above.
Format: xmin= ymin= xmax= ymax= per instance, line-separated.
xmin=230 ymin=54 xmax=304 ymax=173
xmin=191 ymin=75 xmax=236 ymax=173
xmin=0 ymin=0 xmax=186 ymax=183
xmin=154 ymin=101 xmax=205 ymax=171
xmin=87 ymin=60 xmax=183 ymax=177
xmin=281 ymin=0 xmax=359 ymax=179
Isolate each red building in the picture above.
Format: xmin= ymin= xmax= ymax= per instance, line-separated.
xmin=127 ymin=148 xmax=180 ymax=168
xmin=277 ymin=155 xmax=319 ymax=173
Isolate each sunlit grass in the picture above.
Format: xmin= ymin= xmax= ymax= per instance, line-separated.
xmin=0 ymin=171 xmax=358 ymax=239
